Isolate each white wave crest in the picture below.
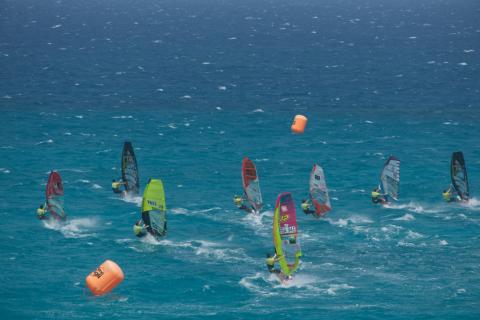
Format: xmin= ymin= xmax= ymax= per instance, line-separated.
xmin=272 ymin=274 xmax=319 ymax=290
xmin=194 ymin=240 xmax=249 ymax=262
xmin=119 ymin=194 xmax=142 ymax=206
xmin=385 ymin=202 xmax=442 ymax=214
xmin=35 ymin=139 xmax=54 ymax=145
xmin=394 ymin=214 xmax=415 ymax=221
xmin=406 ymin=230 xmax=424 ymax=240
xmin=43 ymin=217 xmax=98 ymax=238
xmin=239 ymin=273 xmax=276 ymax=296
xmin=460 ymin=198 xmax=480 ymax=210
xmin=196 ymin=207 xmax=222 ymax=213
xmin=325 ymin=283 xmax=354 ymax=295
xmin=170 ymin=207 xmax=189 ymax=215
xmin=327 ymin=215 xmax=372 ymax=227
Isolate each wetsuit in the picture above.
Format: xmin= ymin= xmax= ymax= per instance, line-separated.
xmin=112 ymin=181 xmax=124 ymax=193
xmin=266 ymin=256 xmax=281 ymax=274
xmin=301 ymin=202 xmax=316 ymax=214
xmin=133 ymin=220 xmax=147 ymax=237
xmin=371 ymin=191 xmax=386 ymax=204
xmin=37 ymin=206 xmax=47 ymax=219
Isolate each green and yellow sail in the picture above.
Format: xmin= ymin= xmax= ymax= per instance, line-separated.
xmin=141 ymin=178 xmax=167 ymax=238
xmin=273 ymin=192 xmax=301 ymax=277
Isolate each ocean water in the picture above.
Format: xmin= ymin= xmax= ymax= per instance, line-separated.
xmin=1 ymin=0 xmax=480 ymax=319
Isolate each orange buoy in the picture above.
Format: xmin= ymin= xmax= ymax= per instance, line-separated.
xmin=291 ymin=115 xmax=308 ymax=134
xmin=86 ymin=260 xmax=124 ymax=296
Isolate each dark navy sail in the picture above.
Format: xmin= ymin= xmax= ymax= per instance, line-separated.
xmin=451 ymin=151 xmax=469 ymax=201
xmin=121 ymin=142 xmax=140 ymax=195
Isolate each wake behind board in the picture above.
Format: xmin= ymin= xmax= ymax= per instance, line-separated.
xmin=274 ymin=272 xmax=293 ymax=284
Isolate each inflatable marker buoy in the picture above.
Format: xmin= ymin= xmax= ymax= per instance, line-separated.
xmin=86 ymin=260 xmax=124 ymax=296
xmin=291 ymin=115 xmax=307 ymax=134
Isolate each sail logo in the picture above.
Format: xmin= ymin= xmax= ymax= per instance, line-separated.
xmin=280 ymin=224 xmax=296 ymax=234
xmin=93 ymin=267 xmax=104 ymax=279
xmin=281 ymin=214 xmax=289 ymax=222
xmin=147 ymin=200 xmax=164 ymax=210
xmin=147 ymin=200 xmax=157 ymax=207
xmin=315 ymin=174 xmax=321 ymax=180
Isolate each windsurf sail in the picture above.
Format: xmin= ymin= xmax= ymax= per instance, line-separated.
xmin=309 ymin=164 xmax=331 ymax=217
xmin=242 ymin=157 xmax=263 ymax=213
xmin=451 ymin=151 xmax=469 ymax=201
xmin=273 ymin=192 xmax=301 ymax=277
xmin=141 ymin=178 xmax=167 ymax=238
xmin=46 ymin=171 xmax=66 ymax=221
xmin=121 ymin=141 xmax=140 ymax=195
xmin=380 ymin=156 xmax=400 ymax=201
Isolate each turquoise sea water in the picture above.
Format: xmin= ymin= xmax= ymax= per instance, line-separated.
xmin=1 ymin=0 xmax=480 ymax=319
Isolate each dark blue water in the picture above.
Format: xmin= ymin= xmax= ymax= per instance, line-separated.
xmin=1 ymin=0 xmax=480 ymax=319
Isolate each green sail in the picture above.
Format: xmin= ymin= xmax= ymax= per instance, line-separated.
xmin=273 ymin=192 xmax=301 ymax=277
xmin=141 ymin=179 xmax=167 ymax=238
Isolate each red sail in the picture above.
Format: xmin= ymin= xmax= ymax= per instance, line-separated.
xmin=46 ymin=171 xmax=66 ymax=220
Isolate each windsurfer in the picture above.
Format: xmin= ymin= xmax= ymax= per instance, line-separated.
xmin=37 ymin=203 xmax=47 ymax=219
xmin=265 ymin=253 xmax=281 ymax=274
xmin=443 ymin=186 xmax=461 ymax=203
xmin=133 ymin=219 xmax=147 ymax=237
xmin=112 ymin=179 xmax=126 ymax=193
xmin=371 ymin=187 xmax=387 ymax=204
xmin=301 ymin=199 xmax=316 ymax=215
xmin=233 ymin=195 xmax=254 ymax=213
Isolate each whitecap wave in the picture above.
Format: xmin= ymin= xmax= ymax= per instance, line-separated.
xmin=406 ymin=230 xmax=424 ymax=240
xmin=384 ymin=202 xmax=442 ymax=214
xmin=239 ymin=273 xmax=276 ymax=296
xmin=118 ymin=194 xmax=142 ymax=206
xmin=170 ymin=207 xmax=189 ymax=215
xmin=196 ymin=207 xmax=222 ymax=213
xmin=381 ymin=224 xmax=403 ymax=235
xmin=325 ymin=283 xmax=354 ymax=295
xmin=115 ymin=238 xmax=134 ymax=244
xmin=460 ymin=198 xmax=480 ymax=210
xmin=394 ymin=214 xmax=415 ymax=221
xmin=396 ymin=241 xmax=416 ymax=247
xmin=241 ymin=210 xmax=268 ymax=227
xmin=326 ymin=215 xmax=373 ymax=228
xmin=35 ymin=139 xmax=54 ymax=145
xmin=112 ymin=115 xmax=133 ymax=119
xmin=193 ymin=240 xmax=250 ymax=263
xmin=272 ymin=274 xmax=319 ymax=290
xmin=43 ymin=217 xmax=98 ymax=238
xmin=240 ymin=210 xmax=273 ymax=236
